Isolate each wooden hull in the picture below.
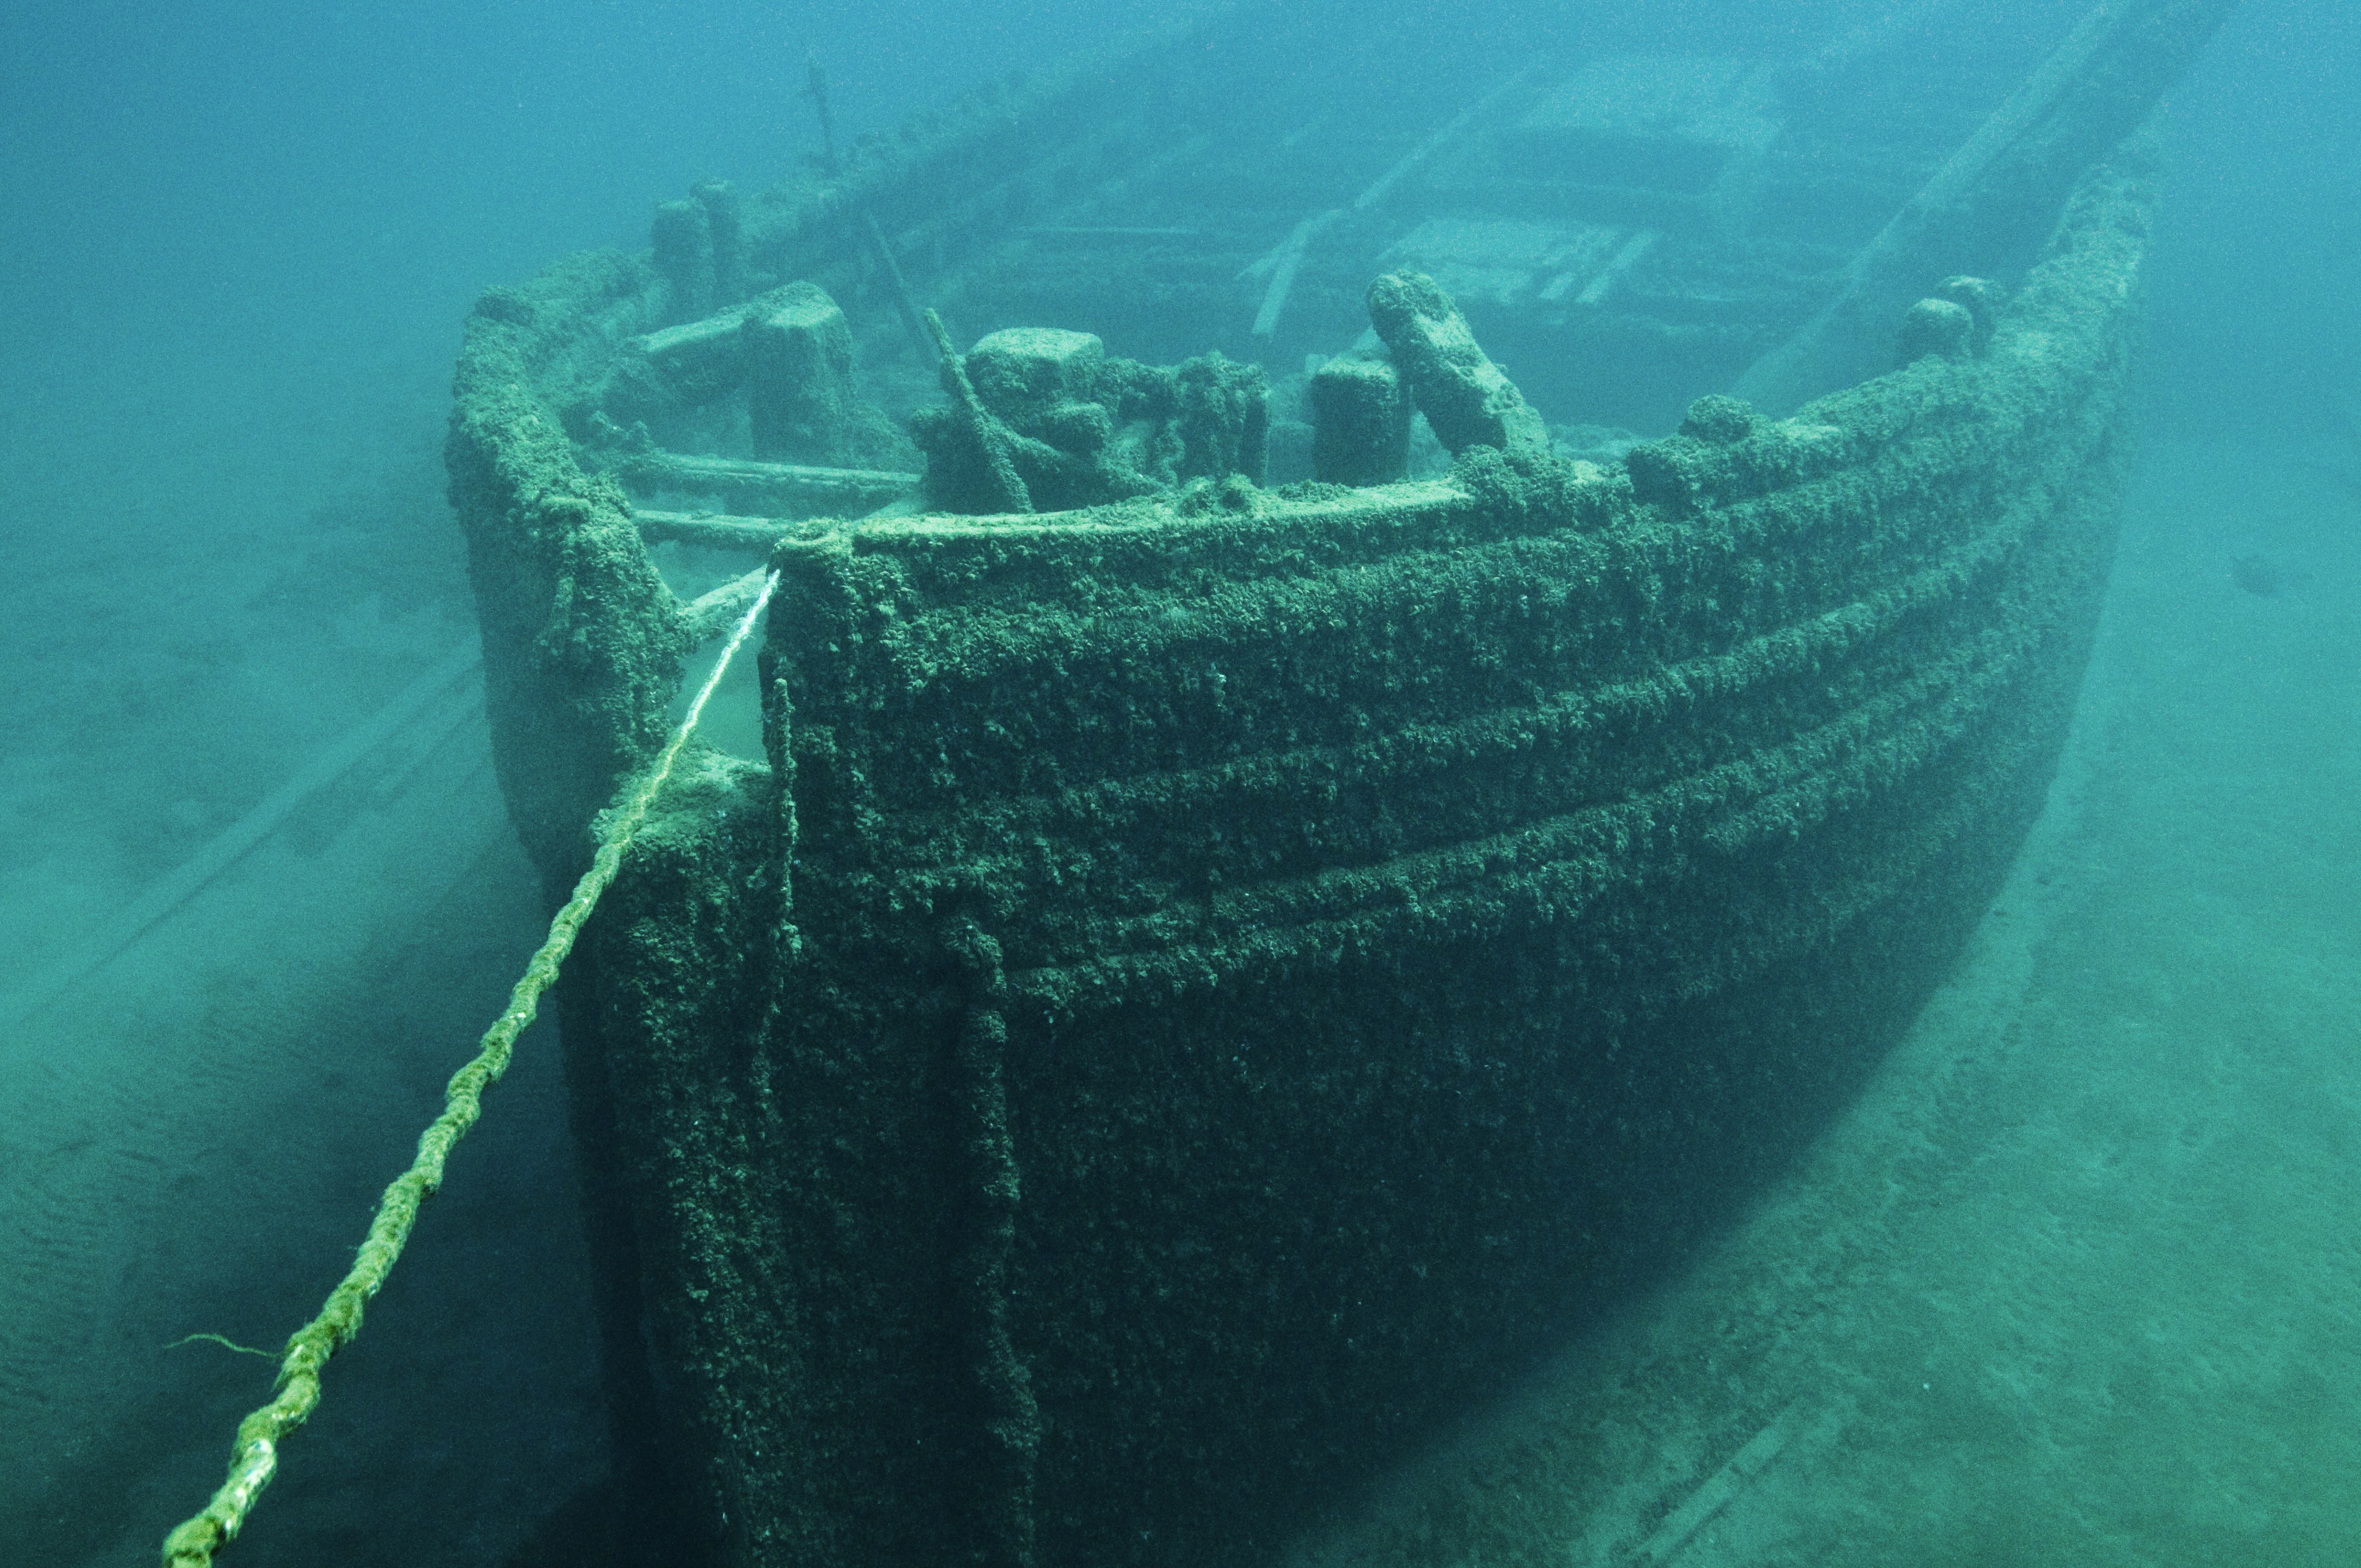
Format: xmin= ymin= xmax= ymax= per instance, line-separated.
xmin=521 ymin=148 xmax=2150 ymax=1566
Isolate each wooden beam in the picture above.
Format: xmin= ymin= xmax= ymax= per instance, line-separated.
xmin=613 ymin=450 xmax=916 ymax=515
xmin=635 ymin=509 xmax=809 ymax=552
xmin=1733 ymin=0 xmax=2243 ymax=413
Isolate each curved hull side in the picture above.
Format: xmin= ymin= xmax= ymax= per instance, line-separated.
xmin=573 ymin=150 xmax=2148 ymax=1568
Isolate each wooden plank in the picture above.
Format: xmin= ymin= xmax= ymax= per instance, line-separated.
xmin=614 ymin=451 xmax=916 ymax=514
xmin=682 ymin=567 xmax=776 ymax=641
xmin=1635 ymin=1403 xmax=1803 ymax=1563
xmin=1732 ymin=0 xmax=2242 ymax=413
xmin=0 ymin=644 xmax=483 ymax=1034
xmin=634 ymin=509 xmax=804 ymax=551
xmin=1243 ymin=69 xmax=1541 ymax=340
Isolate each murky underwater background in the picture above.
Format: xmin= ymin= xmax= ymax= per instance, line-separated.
xmin=2 ymin=0 xmax=2355 ymax=1562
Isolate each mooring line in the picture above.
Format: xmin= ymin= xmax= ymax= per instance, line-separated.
xmin=161 ymin=571 xmax=779 ymax=1568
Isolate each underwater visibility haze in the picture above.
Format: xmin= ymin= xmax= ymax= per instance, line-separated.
xmin=1 ymin=1 xmax=2357 ymax=1564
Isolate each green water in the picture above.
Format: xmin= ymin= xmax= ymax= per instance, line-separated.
xmin=1 ymin=0 xmax=2355 ymax=1561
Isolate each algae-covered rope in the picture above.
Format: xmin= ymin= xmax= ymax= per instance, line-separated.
xmin=161 ymin=571 xmax=780 ymax=1568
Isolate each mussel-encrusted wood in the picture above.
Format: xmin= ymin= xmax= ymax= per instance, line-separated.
xmin=557 ymin=150 xmax=2150 ymax=1567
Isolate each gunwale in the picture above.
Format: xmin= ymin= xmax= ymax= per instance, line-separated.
xmin=758 ymin=145 xmax=2142 ymax=1009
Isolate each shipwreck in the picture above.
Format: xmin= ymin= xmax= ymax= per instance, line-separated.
xmin=419 ymin=3 xmax=2239 ymax=1564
